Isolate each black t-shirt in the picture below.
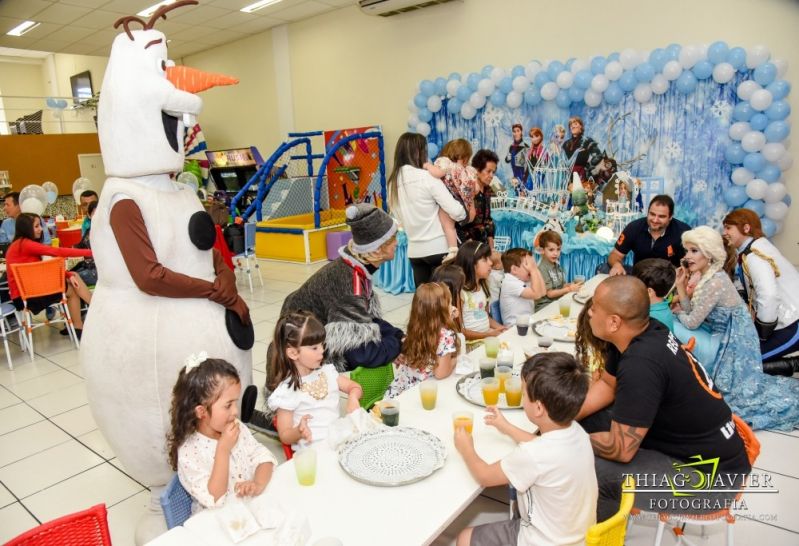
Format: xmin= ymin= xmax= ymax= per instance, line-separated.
xmin=605 ymin=321 xmax=750 ymax=472
xmin=614 ymin=217 xmax=691 ymax=267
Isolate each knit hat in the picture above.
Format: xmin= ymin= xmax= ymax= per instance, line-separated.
xmin=346 ymin=203 xmax=398 ymax=254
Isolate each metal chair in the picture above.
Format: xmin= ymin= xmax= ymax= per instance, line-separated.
xmin=160 ymin=474 xmax=194 ymax=530
xmin=585 ymin=476 xmax=636 ymax=545
xmin=5 ymin=503 xmax=111 ymax=546
xmin=234 ymin=222 xmax=263 ymax=293
xmin=0 ymin=300 xmax=27 ymax=370
xmin=11 ymin=258 xmax=79 ymax=360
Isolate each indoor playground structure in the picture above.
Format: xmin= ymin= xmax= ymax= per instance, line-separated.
xmin=229 ymin=127 xmax=387 ymax=263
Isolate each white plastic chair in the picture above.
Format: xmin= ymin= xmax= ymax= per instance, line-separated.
xmin=0 ymin=301 xmax=27 ymax=370
xmin=234 ymin=222 xmax=263 ymax=293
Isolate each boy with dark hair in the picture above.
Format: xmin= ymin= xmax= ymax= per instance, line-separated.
xmin=499 ymin=247 xmax=545 ymax=326
xmin=454 ymin=352 xmax=597 ymax=546
xmin=632 ymin=258 xmax=676 ymax=331
xmin=535 ymin=230 xmax=581 ymax=311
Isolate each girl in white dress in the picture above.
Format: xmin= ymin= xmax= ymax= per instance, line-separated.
xmin=267 ymin=311 xmax=363 ymax=450
xmin=168 ymin=357 xmax=277 ymax=513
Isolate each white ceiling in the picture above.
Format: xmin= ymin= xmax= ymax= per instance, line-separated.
xmin=0 ymin=0 xmax=355 ymax=59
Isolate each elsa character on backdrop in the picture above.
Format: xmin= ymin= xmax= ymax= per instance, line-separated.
xmin=674 ymin=226 xmax=799 ymax=431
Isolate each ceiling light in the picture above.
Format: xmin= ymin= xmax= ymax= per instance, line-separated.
xmin=137 ymin=1 xmax=177 ymax=17
xmin=240 ymin=0 xmax=283 ymax=14
xmin=6 ymin=21 xmax=41 ymax=37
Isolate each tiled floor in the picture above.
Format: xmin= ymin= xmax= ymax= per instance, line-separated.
xmin=0 ymin=260 xmax=796 ymax=545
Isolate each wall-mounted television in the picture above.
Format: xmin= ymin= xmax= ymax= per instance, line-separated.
xmin=70 ymin=70 xmax=93 ymax=106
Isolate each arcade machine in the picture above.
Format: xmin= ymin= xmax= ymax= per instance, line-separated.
xmin=205 ymin=147 xmax=263 ymax=215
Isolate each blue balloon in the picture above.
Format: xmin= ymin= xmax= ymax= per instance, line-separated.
xmin=707 ymin=41 xmax=729 ymax=64
xmin=427 ymin=142 xmax=439 ymax=159
xmin=732 ymin=102 xmax=755 ymax=122
xmin=499 ymin=76 xmax=513 ymax=94
xmin=556 ymin=90 xmax=572 ymax=108
xmin=749 ymin=113 xmax=769 ymax=131
xmin=634 ymin=62 xmax=655 ymax=83
xmin=511 ymin=65 xmax=525 ymax=78
xmin=591 ymin=56 xmax=607 ymax=75
xmin=724 ymin=185 xmax=748 ymax=207
xmin=534 ymin=71 xmax=551 ymax=88
xmin=761 ymin=217 xmax=777 ymax=238
xmin=568 ymin=85 xmax=585 ymax=102
xmin=649 ymin=48 xmax=668 ymax=71
xmin=783 ymin=194 xmax=792 ymax=207
xmin=691 ymin=60 xmax=714 ymax=80
xmin=604 ymin=82 xmax=624 ymax=105
xmin=724 ymin=143 xmax=746 ymax=164
xmin=608 ymin=51 xmax=621 ymax=62
xmin=743 ymin=152 xmax=766 ymax=173
xmin=765 ymin=121 xmax=790 ymax=142
xmin=467 ymin=72 xmax=481 ymax=91
xmin=665 ymin=44 xmax=681 ymax=60
xmin=413 ymin=93 xmax=427 ymax=108
xmin=767 ymin=80 xmax=791 ymax=101
xmin=434 ymin=77 xmax=447 ymax=95
xmin=456 ymin=85 xmax=471 ymax=102
xmin=46 ymin=97 xmax=59 ymax=108
xmin=753 ymin=63 xmax=777 ymax=86
xmin=417 ymin=108 xmax=432 ymax=122
xmin=420 ymin=80 xmax=435 ymax=97
xmin=565 ymin=58 xmax=575 ymax=71
xmin=675 ymin=72 xmax=698 ymax=94
xmin=574 ymin=70 xmax=593 ymax=89
xmin=726 ymin=47 xmax=747 ymax=70
xmin=447 ymin=98 xmax=462 ymax=114
xmin=547 ymin=61 xmax=565 ymax=80
xmin=744 ymin=199 xmax=766 ymax=217
xmin=760 ymin=165 xmax=781 ymax=183
xmin=619 ymin=71 xmax=637 ymax=92
xmin=490 ymin=90 xmax=506 ymax=107
xmin=766 ymin=100 xmax=790 ymax=121
xmin=481 ymin=65 xmax=494 ymax=78
xmin=524 ymin=87 xmax=542 ymax=106
xmin=448 ymin=72 xmax=462 ymax=81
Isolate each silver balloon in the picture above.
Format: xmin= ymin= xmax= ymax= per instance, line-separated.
xmin=177 ymin=172 xmax=199 ymax=193
xmin=19 ymin=184 xmax=48 ymax=216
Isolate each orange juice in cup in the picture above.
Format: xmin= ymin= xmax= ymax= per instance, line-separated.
xmin=419 ymin=379 xmax=438 ymax=410
xmin=481 ymin=377 xmax=500 ymax=406
xmin=505 ymin=377 xmax=523 ymax=407
xmin=452 ymin=411 xmax=474 ymax=434
xmin=495 ymin=366 xmax=511 ymax=393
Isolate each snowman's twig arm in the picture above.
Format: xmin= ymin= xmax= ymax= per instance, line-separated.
xmin=110 ymin=199 xmax=215 ymax=298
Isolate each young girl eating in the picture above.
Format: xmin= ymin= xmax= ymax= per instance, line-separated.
xmin=452 ymin=240 xmax=506 ymax=340
xmin=168 ymin=356 xmax=276 ymax=513
xmin=267 ymin=311 xmax=363 ymax=449
xmin=385 ymin=283 xmax=460 ymax=398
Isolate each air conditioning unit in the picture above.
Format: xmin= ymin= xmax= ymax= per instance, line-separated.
xmin=359 ymin=0 xmax=459 ymax=17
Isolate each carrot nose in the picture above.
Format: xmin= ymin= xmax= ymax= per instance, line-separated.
xmin=165 ymin=65 xmax=239 ymax=93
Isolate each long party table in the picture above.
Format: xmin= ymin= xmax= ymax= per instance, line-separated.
xmin=147 ymin=276 xmax=606 ymax=546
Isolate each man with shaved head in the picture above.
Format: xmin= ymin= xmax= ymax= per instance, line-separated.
xmin=578 ymin=276 xmax=751 ymax=520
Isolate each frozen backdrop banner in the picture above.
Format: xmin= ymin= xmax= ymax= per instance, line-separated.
xmin=407 ymin=42 xmax=792 ymax=236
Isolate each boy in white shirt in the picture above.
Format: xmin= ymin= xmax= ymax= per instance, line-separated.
xmin=487 ymin=251 xmax=505 ymax=304
xmin=499 ymin=248 xmax=546 ymax=326
xmin=454 ymin=353 xmax=597 ymax=546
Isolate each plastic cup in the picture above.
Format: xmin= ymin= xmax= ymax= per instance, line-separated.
xmin=380 ymin=400 xmax=399 ymax=427
xmin=452 ymin=411 xmax=474 ymax=434
xmin=51 ymin=237 xmax=59 ymax=248
xmin=495 ymin=366 xmax=512 ymax=393
xmin=482 ymin=377 xmax=500 ymax=406
xmin=419 ymin=379 xmax=438 ymax=410
xmin=516 ymin=314 xmax=530 ymax=336
xmin=484 ymin=336 xmax=499 ymax=358
xmin=496 ymin=350 xmax=514 ymax=369
xmin=537 ymin=336 xmax=554 ymax=350
xmin=479 ymin=357 xmax=496 ymax=378
xmin=574 ymin=275 xmax=586 ymax=285
xmin=559 ymin=295 xmax=572 ymax=318
xmin=505 ymin=377 xmax=523 ymax=407
xmin=294 ymin=447 xmax=317 ymax=486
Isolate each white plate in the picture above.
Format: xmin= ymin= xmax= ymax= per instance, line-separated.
xmin=573 ymin=292 xmax=591 ymax=305
xmin=532 ymin=317 xmax=578 ymax=343
xmin=456 ymin=372 xmax=523 ymax=410
xmin=338 ymin=427 xmax=446 ymax=487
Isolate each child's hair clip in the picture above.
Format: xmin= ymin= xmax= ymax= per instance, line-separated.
xmin=184 ymin=351 xmax=208 ymax=373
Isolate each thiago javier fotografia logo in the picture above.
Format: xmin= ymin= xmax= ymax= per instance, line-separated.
xmin=623 ymin=455 xmax=779 ymax=512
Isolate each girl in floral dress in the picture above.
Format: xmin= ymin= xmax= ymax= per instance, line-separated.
xmin=452 ymin=240 xmax=507 ymax=341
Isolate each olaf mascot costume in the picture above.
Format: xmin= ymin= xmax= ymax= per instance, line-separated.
xmin=81 ymin=2 xmax=252 ymax=542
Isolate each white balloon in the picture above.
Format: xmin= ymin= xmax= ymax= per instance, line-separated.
xmin=662 ymin=60 xmax=682 ymax=81
xmin=427 ymin=95 xmax=442 ymax=112
xmin=762 ymin=142 xmax=786 ymax=163
xmin=512 ymin=75 xmax=530 ymax=92
xmin=620 ymin=48 xmax=640 ymax=70
xmin=731 ymin=167 xmax=754 ymax=186
xmin=469 ymin=92 xmax=486 ymax=109
xmin=555 ymin=71 xmax=573 ymax=89
xmin=633 ymin=83 xmax=652 ymax=103
xmin=408 ymin=100 xmax=418 ymax=113
xmin=446 ymin=79 xmax=461 ymax=97
xmin=765 ymin=201 xmax=788 ymax=221
xmin=604 ymin=60 xmax=623 ymax=81
xmin=763 ymin=182 xmax=787 ymax=204
xmin=72 ymin=177 xmax=92 ymax=204
xmin=729 ymin=122 xmax=751 ymax=141
xmin=460 ymin=103 xmax=476 ymax=120
xmin=712 ymin=62 xmax=735 ymax=84
xmin=584 ymin=89 xmax=602 ymax=107
xmin=540 ymin=82 xmax=559 ymax=101
xmin=490 ymin=66 xmax=506 ymax=84
xmin=651 ymin=74 xmax=669 ymax=94
xmin=176 ymin=172 xmax=199 ymax=192
xmin=678 ymin=45 xmax=700 ymax=69
xmin=408 ymin=114 xmax=420 ymax=127
xmin=20 ymin=197 xmax=46 ymax=216
xmin=772 ymin=58 xmax=788 ymax=78
xmin=416 ymin=122 xmax=431 ymax=136
xmin=745 ymin=178 xmax=768 ymax=200
xmin=477 ymin=78 xmax=495 ymax=97
xmin=736 ymin=80 xmax=761 ymax=101
xmin=697 ymin=43 xmax=709 ymax=61
xmin=525 ymin=61 xmax=542 ymax=80
xmin=741 ymin=131 xmax=767 ymax=153
xmin=506 ymin=91 xmax=523 ymax=109
xmin=749 ymin=89 xmax=774 ymax=111
xmin=746 ymin=44 xmax=770 ymax=69
xmin=778 ymin=153 xmax=794 ymax=171
xmin=571 ymin=58 xmax=590 ymax=74
xmin=591 ymin=74 xmax=609 ymax=93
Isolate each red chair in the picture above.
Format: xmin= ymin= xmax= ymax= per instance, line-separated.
xmin=5 ymin=503 xmax=111 ymax=546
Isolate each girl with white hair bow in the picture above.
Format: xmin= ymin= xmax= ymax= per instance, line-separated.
xmin=674 ymin=226 xmax=799 ymax=431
